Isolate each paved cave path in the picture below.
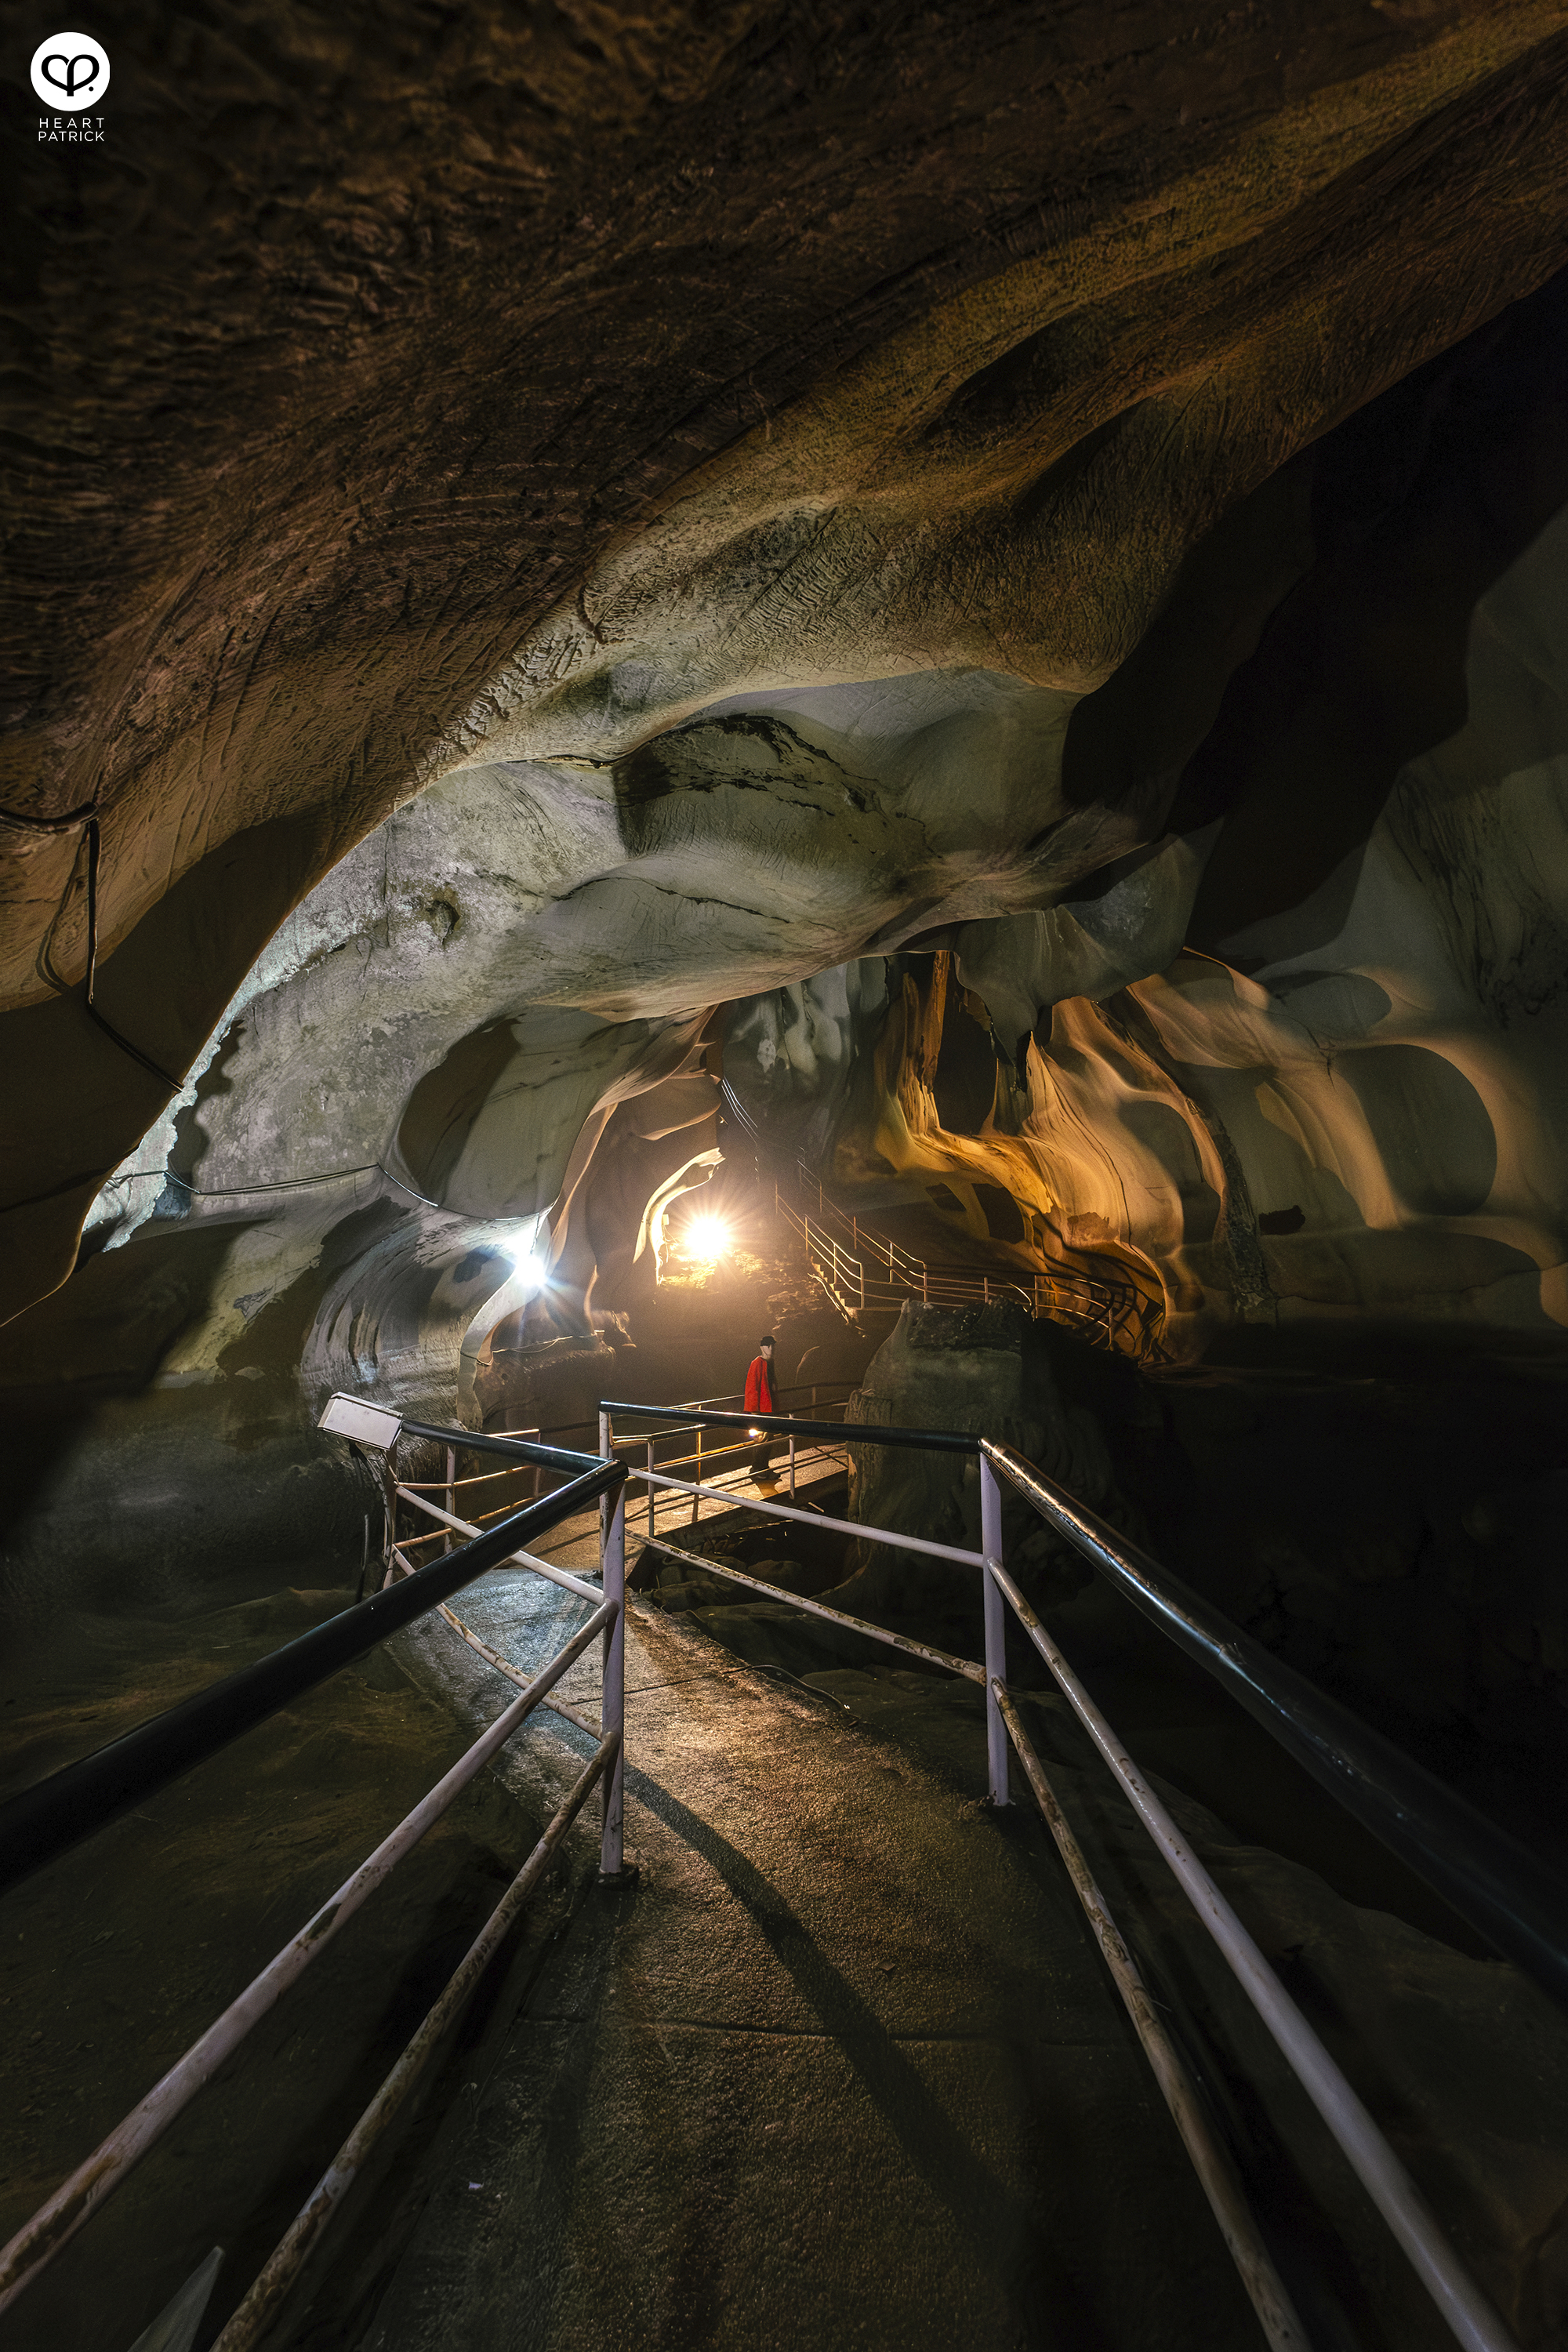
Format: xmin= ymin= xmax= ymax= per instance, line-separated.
xmin=363 ymin=1505 xmax=1263 ymax=2352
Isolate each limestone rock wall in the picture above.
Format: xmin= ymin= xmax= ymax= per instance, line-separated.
xmin=724 ymin=295 xmax=1568 ymax=1363
xmin=6 ymin=7 xmax=1568 ymax=1614
xmin=8 ymin=2 xmax=1568 ymax=1317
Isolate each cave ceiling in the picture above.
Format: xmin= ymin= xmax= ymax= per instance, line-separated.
xmin=5 ymin=0 xmax=1568 ymax=1389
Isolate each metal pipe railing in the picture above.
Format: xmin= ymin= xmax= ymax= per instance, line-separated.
xmin=984 ymin=1545 xmax=1519 ymax=2352
xmin=0 ymin=1602 xmax=615 ymax=2317
xmin=768 ymin=1153 xmax=1111 ymax=1328
xmin=608 ymin=1396 xmax=1549 ymax=2349
xmin=210 ymin=1728 xmax=622 ymax=2350
xmin=993 ymin=1685 xmax=1311 ymax=2352
xmin=638 ymin=1530 xmax=984 ymax=1682
xmin=636 ymin=1466 xmax=989 ymax=1570
xmin=0 ymin=1449 xmax=623 ymax=1900
xmin=390 ymin=1487 xmax=605 ymax=1602
xmin=10 ymin=1378 xmax=1548 ymax=2345
xmin=0 ymin=1393 xmax=637 ymax=2338
xmin=608 ymin=1400 xmax=1568 ymax=2014
xmin=597 ymin=1468 xmax=631 ymax=1882
xmin=980 ymin=1439 xmax=1568 ymax=2016
xmin=503 ymin=1383 xmax=855 ymax=1456
xmin=606 ymin=1404 xmax=1004 ymax=1806
xmin=384 ymin=1546 xmax=601 ymax=1739
xmin=602 ymin=1399 xmax=978 ymax=1454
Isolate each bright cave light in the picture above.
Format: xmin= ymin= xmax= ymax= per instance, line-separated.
xmin=510 ymin=1247 xmax=547 ymax=1288
xmin=685 ymin=1212 xmax=729 ymax=1266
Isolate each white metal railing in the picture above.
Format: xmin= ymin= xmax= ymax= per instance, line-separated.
xmin=769 ymin=1167 xmax=1133 ymax=1347
xmin=718 ymin=1073 xmax=1141 ymax=1347
xmin=604 ymin=1398 xmax=1526 ymax=2352
xmin=0 ymin=1400 xmax=630 ymax=2349
xmin=4 ymin=1388 xmax=1534 ymax=2351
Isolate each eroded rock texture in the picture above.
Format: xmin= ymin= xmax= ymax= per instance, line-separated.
xmin=4 ymin=3 xmax=1568 ymax=1595
xmin=727 ymin=302 xmax=1568 ymax=1361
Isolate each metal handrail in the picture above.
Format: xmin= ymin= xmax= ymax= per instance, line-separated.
xmin=983 ymin=1552 xmax=1517 ymax=2352
xmin=0 ymin=1606 xmax=615 ymax=2318
xmin=608 ymin=1397 xmax=1532 ymax=2350
xmin=601 ymin=1402 xmax=1568 ymax=2013
xmin=766 ymin=1149 xmax=1120 ymax=1326
xmin=602 ymin=1398 xmax=979 ymax=1453
xmin=0 ymin=1443 xmax=623 ymax=1900
xmin=775 ymin=1182 xmax=1038 ymax=1314
xmin=212 ymin=1729 xmax=622 ymax=2348
xmin=980 ymin=1439 xmax=1568 ymax=2017
xmin=636 ymin=1465 xmax=986 ymax=1567
xmin=397 ymin=1415 xmax=599 ymax=1475
xmin=718 ymin=1073 xmax=1140 ymax=1345
xmin=510 ymin=1380 xmax=856 ymax=1453
xmin=990 ymin=1682 xmax=1312 ymax=2349
xmin=0 ymin=1391 xmax=635 ymax=2330
xmin=8 ymin=1379 xmax=1550 ymax=2347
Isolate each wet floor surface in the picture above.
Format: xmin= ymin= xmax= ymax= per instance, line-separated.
xmin=347 ymin=1477 xmax=1568 ymax=2352
xmin=360 ymin=1592 xmax=1267 ymax=2352
xmin=7 ymin=1470 xmax=1561 ymax=2349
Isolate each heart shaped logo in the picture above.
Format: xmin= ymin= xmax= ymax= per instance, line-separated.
xmin=31 ymin=29 xmax=110 ymax=111
xmin=43 ymin=51 xmax=99 ymax=96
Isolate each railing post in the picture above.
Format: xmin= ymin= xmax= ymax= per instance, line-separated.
xmin=789 ymin=1432 xmax=797 ymax=1500
xmin=381 ymin=1436 xmax=399 ymax=1588
xmin=979 ymin=1454 xmax=1010 ymax=1807
xmin=600 ymin=1475 xmax=633 ymax=1884
xmin=691 ymin=1424 xmax=701 ymax=1525
xmin=597 ymin=1410 xmax=612 ymax=1554
xmin=646 ymin=1437 xmax=655 ymax=1544
xmin=445 ymin=1443 xmax=456 ymax=1555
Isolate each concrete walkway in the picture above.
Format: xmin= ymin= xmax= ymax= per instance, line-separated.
xmin=364 ymin=1557 xmax=1267 ymax=2352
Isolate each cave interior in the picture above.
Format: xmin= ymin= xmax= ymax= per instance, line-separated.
xmin=4 ymin=5 xmax=1568 ymax=2348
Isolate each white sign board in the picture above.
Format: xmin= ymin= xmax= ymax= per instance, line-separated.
xmin=318 ymin=1393 xmax=404 ymax=1450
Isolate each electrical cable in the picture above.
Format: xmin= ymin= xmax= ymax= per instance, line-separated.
xmin=11 ymin=1159 xmax=441 ymax=1224
xmin=5 ymin=800 xmax=438 ymax=1214
xmin=0 ymin=800 xmax=100 ymax=835
xmin=79 ymin=817 xmax=180 ymax=1088
xmin=154 ymin=1163 xmax=443 ymax=1207
xmin=3 ymin=800 xmax=180 ymax=1090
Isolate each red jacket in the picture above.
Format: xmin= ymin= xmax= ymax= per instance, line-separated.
xmin=744 ymin=1355 xmax=777 ymax=1416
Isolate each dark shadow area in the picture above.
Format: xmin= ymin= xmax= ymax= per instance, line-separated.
xmin=0 ymin=1592 xmax=537 ymax=2352
xmin=617 ymin=1764 xmax=1096 ymax=2350
xmin=1337 ymin=1044 xmax=1497 ymax=1218
xmin=0 ymin=1218 xmax=250 ymax=1557
xmin=1173 ymin=263 xmax=1568 ymax=956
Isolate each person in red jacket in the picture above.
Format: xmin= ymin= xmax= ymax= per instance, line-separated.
xmin=744 ymin=1334 xmax=779 ymax=1479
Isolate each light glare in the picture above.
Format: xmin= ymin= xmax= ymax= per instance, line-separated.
xmin=686 ymin=1211 xmax=729 ymax=1265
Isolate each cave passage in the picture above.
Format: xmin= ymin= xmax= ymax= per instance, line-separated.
xmin=5 ymin=6 xmax=1568 ymax=2347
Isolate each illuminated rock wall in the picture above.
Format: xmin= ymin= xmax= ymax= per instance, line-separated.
xmin=5 ymin=7 xmax=1568 ymax=1607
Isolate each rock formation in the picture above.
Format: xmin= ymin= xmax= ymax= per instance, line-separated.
xmin=4 ymin=3 xmax=1568 ymax=1592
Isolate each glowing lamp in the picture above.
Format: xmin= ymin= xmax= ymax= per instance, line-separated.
xmin=686 ymin=1212 xmax=729 ymax=1264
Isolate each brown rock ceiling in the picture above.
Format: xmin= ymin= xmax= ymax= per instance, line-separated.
xmin=5 ymin=1 xmax=1568 ymax=1323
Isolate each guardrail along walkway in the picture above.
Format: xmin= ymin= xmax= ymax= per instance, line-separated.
xmin=339 ymin=1599 xmax=1289 ymax=2352
xmin=4 ymin=1394 xmax=1563 ymax=2349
